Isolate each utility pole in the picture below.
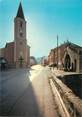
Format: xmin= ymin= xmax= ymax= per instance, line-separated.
xmin=57 ymin=35 xmax=58 ymax=69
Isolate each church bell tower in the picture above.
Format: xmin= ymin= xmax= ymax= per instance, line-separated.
xmin=14 ymin=2 xmax=30 ymax=68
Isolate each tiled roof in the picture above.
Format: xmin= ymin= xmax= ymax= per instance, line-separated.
xmin=5 ymin=42 xmax=14 ymax=48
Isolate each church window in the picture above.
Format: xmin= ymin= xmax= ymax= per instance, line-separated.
xmin=20 ymin=21 xmax=23 ymax=28
xmin=20 ymin=32 xmax=23 ymax=37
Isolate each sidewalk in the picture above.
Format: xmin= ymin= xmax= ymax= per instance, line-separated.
xmin=51 ymin=67 xmax=80 ymax=77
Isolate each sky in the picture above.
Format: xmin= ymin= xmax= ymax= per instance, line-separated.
xmin=0 ymin=0 xmax=82 ymax=57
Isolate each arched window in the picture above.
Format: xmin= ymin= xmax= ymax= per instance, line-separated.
xmin=20 ymin=21 xmax=23 ymax=28
xmin=64 ymin=54 xmax=71 ymax=71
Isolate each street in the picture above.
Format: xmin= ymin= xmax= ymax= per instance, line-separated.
xmin=0 ymin=65 xmax=57 ymax=117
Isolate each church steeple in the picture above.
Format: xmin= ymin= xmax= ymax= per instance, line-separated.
xmin=16 ymin=2 xmax=25 ymax=19
xmin=14 ymin=2 xmax=30 ymax=68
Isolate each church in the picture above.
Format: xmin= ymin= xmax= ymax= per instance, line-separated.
xmin=0 ymin=3 xmax=30 ymax=68
xmin=48 ymin=41 xmax=82 ymax=73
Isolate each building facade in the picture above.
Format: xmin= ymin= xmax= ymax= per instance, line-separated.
xmin=0 ymin=3 xmax=30 ymax=68
xmin=48 ymin=42 xmax=82 ymax=73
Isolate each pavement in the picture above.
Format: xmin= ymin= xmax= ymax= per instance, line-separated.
xmin=0 ymin=65 xmax=57 ymax=117
xmin=51 ymin=67 xmax=82 ymax=77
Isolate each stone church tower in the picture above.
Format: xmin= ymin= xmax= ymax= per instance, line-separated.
xmin=14 ymin=3 xmax=30 ymax=68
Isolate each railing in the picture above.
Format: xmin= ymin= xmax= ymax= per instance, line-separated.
xmin=49 ymin=72 xmax=82 ymax=117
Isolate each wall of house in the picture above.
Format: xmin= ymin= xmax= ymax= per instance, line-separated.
xmin=4 ymin=43 xmax=14 ymax=66
xmin=79 ymin=51 xmax=82 ymax=73
xmin=0 ymin=48 xmax=5 ymax=57
xmin=48 ymin=44 xmax=82 ymax=73
xmin=63 ymin=47 xmax=79 ymax=72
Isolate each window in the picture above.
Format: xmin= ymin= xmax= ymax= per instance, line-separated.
xmin=20 ymin=21 xmax=23 ymax=28
xmin=20 ymin=32 xmax=23 ymax=37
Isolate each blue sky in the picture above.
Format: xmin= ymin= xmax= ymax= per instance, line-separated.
xmin=0 ymin=0 xmax=82 ymax=57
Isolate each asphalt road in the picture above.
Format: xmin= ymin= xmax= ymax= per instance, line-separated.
xmin=0 ymin=65 xmax=57 ymax=117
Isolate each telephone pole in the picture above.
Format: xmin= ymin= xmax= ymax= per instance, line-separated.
xmin=57 ymin=35 xmax=58 ymax=69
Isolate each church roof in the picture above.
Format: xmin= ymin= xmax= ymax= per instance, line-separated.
xmin=16 ymin=2 xmax=25 ymax=19
xmin=5 ymin=42 xmax=14 ymax=48
xmin=52 ymin=41 xmax=82 ymax=55
xmin=53 ymin=41 xmax=82 ymax=50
